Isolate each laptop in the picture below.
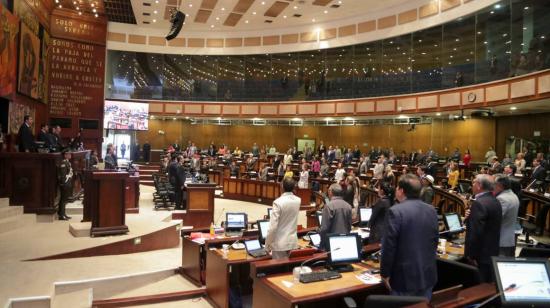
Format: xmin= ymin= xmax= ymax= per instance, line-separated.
xmin=267 ymin=208 xmax=273 ymax=219
xmin=358 ymin=207 xmax=372 ymax=227
xmin=225 ymin=212 xmax=247 ymax=237
xmin=257 ymin=219 xmax=270 ymax=245
xmin=244 ymin=239 xmax=268 ymax=258
xmin=309 ymin=233 xmax=321 ymax=248
xmin=316 ymin=211 xmax=323 ymax=227
xmin=493 ymin=257 xmax=550 ymax=307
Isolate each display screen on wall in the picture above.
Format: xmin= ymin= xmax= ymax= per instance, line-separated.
xmin=50 ymin=117 xmax=72 ymax=128
xmin=79 ymin=119 xmax=99 ymax=130
xmin=103 ymin=100 xmax=149 ymax=131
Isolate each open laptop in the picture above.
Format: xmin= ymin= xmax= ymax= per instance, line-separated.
xmin=493 ymin=257 xmax=550 ymax=307
xmin=309 ymin=233 xmax=321 ymax=248
xmin=267 ymin=208 xmax=273 ymax=219
xmin=225 ymin=212 xmax=247 ymax=237
xmin=244 ymin=239 xmax=268 ymax=258
xmin=257 ymin=219 xmax=270 ymax=245
xmin=358 ymin=207 xmax=372 ymax=227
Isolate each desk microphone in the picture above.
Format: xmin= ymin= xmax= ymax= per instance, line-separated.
xmin=475 ymin=283 xmax=516 ymax=307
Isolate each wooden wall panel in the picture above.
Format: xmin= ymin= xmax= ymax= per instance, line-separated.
xmin=338 ymin=25 xmax=356 ymax=37
xmin=225 ymin=38 xmax=243 ymax=47
xmin=538 ymin=73 xmax=550 ymax=93
xmin=168 ymin=38 xmax=186 ymax=47
xmin=206 ymin=38 xmax=224 ymax=48
xmin=510 ymin=79 xmax=536 ymax=98
xmin=377 ymin=15 xmax=396 ymax=29
xmin=495 ymin=113 xmax=550 ymax=159
xmin=398 ymin=9 xmax=417 ymax=25
xmin=281 ymin=34 xmax=299 ymax=44
xmin=397 ymin=97 xmax=416 ymax=110
xmin=107 ymin=32 xmax=126 ymax=42
xmin=418 ymin=95 xmax=438 ymax=109
xmin=486 ymin=84 xmax=509 ymax=102
xmin=358 ymin=20 xmax=376 ymax=33
xmin=419 ymin=1 xmax=439 ymax=18
xmin=440 ymin=92 xmax=460 ymax=107
xmin=441 ymin=0 xmax=461 ymax=12
xmin=244 ymin=37 xmax=261 ymax=46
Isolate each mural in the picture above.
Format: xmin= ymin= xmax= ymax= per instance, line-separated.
xmin=38 ymin=28 xmax=49 ymax=104
xmin=17 ymin=22 xmax=39 ymax=99
xmin=9 ymin=101 xmax=35 ymax=135
xmin=0 ymin=3 xmax=19 ymax=97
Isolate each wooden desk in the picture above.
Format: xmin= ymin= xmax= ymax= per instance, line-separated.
xmin=433 ymin=187 xmax=469 ymax=216
xmin=252 ymin=264 xmax=385 ymax=308
xmin=172 ymin=183 xmax=216 ymax=228
xmin=523 ymin=189 xmax=550 ymax=232
xmin=223 ymin=178 xmax=281 ymax=205
xmin=125 ymin=172 xmax=140 ymax=213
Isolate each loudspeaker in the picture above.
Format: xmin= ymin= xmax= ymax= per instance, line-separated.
xmin=166 ymin=10 xmax=185 ymax=41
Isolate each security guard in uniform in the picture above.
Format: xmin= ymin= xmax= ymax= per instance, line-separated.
xmin=57 ymin=150 xmax=73 ymax=220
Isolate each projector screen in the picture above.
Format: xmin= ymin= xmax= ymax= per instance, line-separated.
xmin=104 ymin=100 xmax=149 ymax=131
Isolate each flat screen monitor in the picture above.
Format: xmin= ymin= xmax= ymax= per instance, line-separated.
xmin=267 ymin=208 xmax=272 ymax=219
xmin=257 ymin=220 xmax=270 ymax=243
xmin=104 ymin=100 xmax=149 ymax=131
xmin=359 ymin=207 xmax=373 ymax=225
xmin=327 ymin=234 xmax=362 ymax=266
xmin=493 ymin=257 xmax=550 ymax=307
xmin=316 ymin=211 xmax=323 ymax=226
xmin=443 ymin=213 xmax=463 ymax=233
xmin=244 ymin=239 xmax=262 ymax=252
xmin=225 ymin=213 xmax=247 ymax=231
xmin=458 ymin=181 xmax=472 ymax=194
xmin=310 ymin=233 xmax=321 ymax=248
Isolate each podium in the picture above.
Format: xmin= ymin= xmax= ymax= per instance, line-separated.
xmin=83 ymin=171 xmax=129 ymax=237
xmin=173 ymin=183 xmax=216 ymax=229
xmin=294 ymin=187 xmax=312 ymax=206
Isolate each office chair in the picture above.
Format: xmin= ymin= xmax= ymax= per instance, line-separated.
xmin=518 ymin=203 xmax=550 ymax=243
xmin=363 ymin=295 xmax=427 ymax=308
xmin=519 ymin=247 xmax=550 ymax=258
xmin=434 ymin=258 xmax=480 ymax=291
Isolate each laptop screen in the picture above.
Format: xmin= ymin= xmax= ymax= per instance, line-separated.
xmin=360 ymin=208 xmax=372 ymax=223
xmin=444 ymin=213 xmax=462 ymax=232
xmin=316 ymin=212 xmax=323 ymax=226
xmin=267 ymin=208 xmax=272 ymax=218
xmin=310 ymin=233 xmax=321 ymax=247
xmin=226 ymin=213 xmax=246 ymax=230
xmin=328 ymin=234 xmax=360 ymax=264
xmin=258 ymin=220 xmax=270 ymax=240
xmin=244 ymin=239 xmax=262 ymax=251
xmin=494 ymin=259 xmax=550 ymax=304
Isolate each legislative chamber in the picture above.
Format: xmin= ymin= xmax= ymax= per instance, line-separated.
xmin=1 ymin=0 xmax=550 ymax=307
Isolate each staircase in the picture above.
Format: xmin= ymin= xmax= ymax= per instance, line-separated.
xmin=137 ymin=164 xmax=161 ymax=187
xmin=0 ymin=198 xmax=35 ymax=235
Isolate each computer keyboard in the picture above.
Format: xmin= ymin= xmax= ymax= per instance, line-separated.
xmin=299 ymin=270 xmax=342 ymax=283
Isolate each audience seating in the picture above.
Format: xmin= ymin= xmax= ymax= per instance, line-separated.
xmin=152 ymin=173 xmax=175 ymax=210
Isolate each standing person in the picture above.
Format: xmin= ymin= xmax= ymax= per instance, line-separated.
xmin=463 ymin=149 xmax=472 ymax=167
xmin=380 ymin=174 xmax=439 ymax=299
xmin=174 ymin=156 xmax=186 ymax=210
xmin=493 ymin=174 xmax=519 ymax=257
xmin=367 ymin=182 xmax=394 ymax=244
xmin=17 ymin=115 xmax=35 ymax=152
xmin=265 ymin=178 xmax=301 ymax=259
xmin=334 ymin=162 xmax=346 ymax=183
xmin=311 ymin=156 xmax=320 ymax=178
xmin=133 ymin=142 xmax=140 ymax=161
xmin=251 ymin=142 xmax=259 ymax=157
xmin=57 ymin=150 xmax=73 ymax=220
xmin=0 ymin=123 xmax=5 ymax=151
xmin=104 ymin=146 xmax=117 ymax=169
xmin=465 ymin=174 xmax=502 ymax=283
xmin=447 ymin=162 xmax=460 ymax=189
xmin=420 ymin=175 xmax=435 ymax=205
xmin=298 ymin=164 xmax=309 ymax=189
xmin=485 ymin=147 xmax=497 ymax=164
xmin=143 ymin=141 xmax=151 ymax=164
xmin=318 ymin=140 xmax=326 ymax=157
xmin=120 ymin=142 xmax=127 ymax=159
xmin=319 ymin=184 xmax=352 ymax=250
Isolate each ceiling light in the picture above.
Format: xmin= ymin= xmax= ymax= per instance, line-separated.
xmin=293 ymin=6 xmax=297 ymax=9
xmin=494 ymin=4 xmax=501 ymax=9
xmin=154 ymin=10 xmax=157 ymax=14
xmin=245 ymin=20 xmax=249 ymax=23
xmin=210 ymin=25 xmax=214 ymax=28
xmin=324 ymin=10 xmax=328 ymax=14
xmin=283 ymin=15 xmax=287 ymax=18
xmin=398 ymin=115 xmax=408 ymax=119
xmin=58 ymin=4 xmax=62 ymax=8
xmin=221 ymin=7 xmax=225 ymax=11
xmin=324 ymin=117 xmax=334 ymax=121
xmin=78 ymin=11 xmax=82 ymax=15
xmin=261 ymin=1 xmax=265 ymax=4
xmin=292 ymin=118 xmax=302 ymax=121
xmin=252 ymin=11 xmax=256 ymax=15
xmin=154 ymin=0 xmax=158 ymax=3
xmin=92 ymin=8 xmax=96 ymax=12
xmin=436 ymin=113 xmax=441 ymax=116
xmin=91 ymin=3 xmax=94 ymax=7
xmin=94 ymin=13 xmax=98 ymax=17
xmin=216 ymin=17 xmax=219 ymax=20
xmin=189 ymin=4 xmax=192 ymax=7
xmin=153 ymin=19 xmax=156 ymax=22
xmin=510 ymin=106 xmax=517 ymax=110
xmin=343 ymin=117 xmax=354 ymax=121
xmin=76 ymin=7 xmax=79 ymax=10
xmin=312 ymin=18 xmax=315 ymax=22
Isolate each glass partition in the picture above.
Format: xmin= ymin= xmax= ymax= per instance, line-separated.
xmin=105 ymin=0 xmax=550 ymax=102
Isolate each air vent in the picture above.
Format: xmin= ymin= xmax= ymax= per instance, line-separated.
xmin=330 ymin=4 xmax=340 ymax=8
xmin=143 ymin=2 xmax=151 ymax=6
xmin=143 ymin=21 xmax=150 ymax=24
xmin=293 ymin=14 xmax=302 ymax=18
xmin=143 ymin=12 xmax=150 ymax=16
xmin=264 ymin=20 xmax=273 ymax=23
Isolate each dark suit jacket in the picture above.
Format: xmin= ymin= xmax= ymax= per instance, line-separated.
xmin=381 ymin=198 xmax=439 ymax=292
xmin=531 ymin=166 xmax=546 ymax=182
xmin=168 ymin=161 xmax=178 ymax=185
xmin=319 ymin=196 xmax=352 ymax=250
xmin=367 ymin=196 xmax=392 ymax=244
xmin=17 ymin=123 xmax=35 ymax=152
xmin=465 ymin=192 xmax=502 ymax=264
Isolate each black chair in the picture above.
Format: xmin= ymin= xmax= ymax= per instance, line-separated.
xmin=519 ymin=203 xmax=550 ymax=243
xmin=434 ymin=258 xmax=480 ymax=291
xmin=519 ymin=247 xmax=550 ymax=258
xmin=363 ymin=295 xmax=427 ymax=308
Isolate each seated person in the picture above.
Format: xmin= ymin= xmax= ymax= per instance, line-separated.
xmin=229 ymin=161 xmax=239 ymax=178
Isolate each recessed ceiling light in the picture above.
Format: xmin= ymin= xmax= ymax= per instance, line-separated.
xmin=510 ymin=106 xmax=517 ymax=110
xmin=189 ymin=4 xmax=192 ymax=7
xmin=324 ymin=10 xmax=328 ymax=14
xmin=261 ymin=1 xmax=265 ymax=4
xmin=252 ymin=11 xmax=256 ymax=15
xmin=283 ymin=15 xmax=287 ymax=18
xmin=152 ymin=19 xmax=156 ymax=22
xmin=153 ymin=10 xmax=157 ymax=14
xmin=436 ymin=113 xmax=441 ymax=116
xmin=211 ymin=25 xmax=214 ymax=28
xmin=221 ymin=7 xmax=225 ymax=11
xmin=312 ymin=18 xmax=315 ymax=22
xmin=94 ymin=13 xmax=98 ymax=17
xmin=92 ymin=8 xmax=96 ymax=12
xmin=245 ymin=20 xmax=249 ymax=23
xmin=293 ymin=6 xmax=297 ymax=9
xmin=154 ymin=0 xmax=158 ymax=3
xmin=78 ymin=11 xmax=82 ymax=15
xmin=216 ymin=17 xmax=219 ymax=20
xmin=58 ymin=5 xmax=62 ymax=9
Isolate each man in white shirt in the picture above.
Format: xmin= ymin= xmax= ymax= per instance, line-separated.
xmin=265 ymin=178 xmax=301 ymax=259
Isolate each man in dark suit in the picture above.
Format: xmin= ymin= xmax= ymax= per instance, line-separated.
xmin=380 ymin=174 xmax=439 ymax=299
xmin=531 ymin=159 xmax=546 ymax=182
xmin=37 ymin=124 xmax=53 ymax=148
xmin=174 ymin=156 xmax=186 ymax=210
xmin=319 ymin=183 xmax=352 ymax=250
xmin=57 ymin=150 xmax=73 ymax=220
xmin=17 ymin=115 xmax=35 ymax=152
xmin=465 ymin=174 xmax=502 ymax=283
xmin=143 ymin=141 xmax=151 ymax=163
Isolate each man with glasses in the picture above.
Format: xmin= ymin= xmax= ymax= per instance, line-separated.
xmin=465 ymin=174 xmax=502 ymax=282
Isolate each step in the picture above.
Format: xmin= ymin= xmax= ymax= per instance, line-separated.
xmin=96 ymin=274 xmax=200 ymax=300
xmin=0 ymin=205 xmax=23 ymax=219
xmin=0 ymin=214 xmax=36 ymax=234
xmin=7 ymin=296 xmax=51 ymax=308
xmin=54 ymin=268 xmax=178 ymax=300
xmin=52 ymin=288 xmax=92 ymax=308
xmin=0 ymin=197 xmax=10 ymax=208
xmin=122 ymin=297 xmax=212 ymax=308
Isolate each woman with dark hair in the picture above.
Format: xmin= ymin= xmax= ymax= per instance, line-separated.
xmin=367 ymin=182 xmax=395 ymax=244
